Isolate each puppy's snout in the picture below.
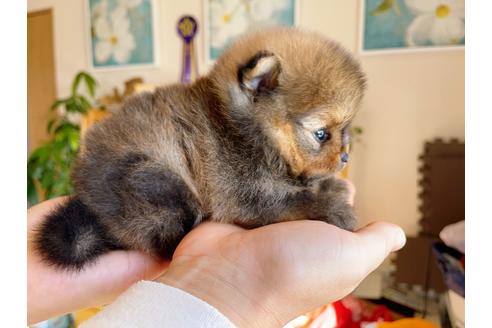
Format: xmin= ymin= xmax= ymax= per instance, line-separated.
xmin=341 ymin=152 xmax=349 ymax=163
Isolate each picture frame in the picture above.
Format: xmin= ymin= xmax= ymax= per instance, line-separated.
xmin=85 ymin=0 xmax=159 ymax=70
xmin=203 ymin=0 xmax=300 ymax=65
xmin=358 ymin=0 xmax=465 ymax=55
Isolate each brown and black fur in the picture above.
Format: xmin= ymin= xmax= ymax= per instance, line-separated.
xmin=35 ymin=27 xmax=366 ymax=270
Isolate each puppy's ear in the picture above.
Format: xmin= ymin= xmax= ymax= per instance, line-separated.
xmin=238 ymin=51 xmax=281 ymax=95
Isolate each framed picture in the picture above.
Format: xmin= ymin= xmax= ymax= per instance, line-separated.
xmin=359 ymin=0 xmax=465 ymax=54
xmin=204 ymin=0 xmax=299 ymax=64
xmin=86 ymin=0 xmax=158 ymax=69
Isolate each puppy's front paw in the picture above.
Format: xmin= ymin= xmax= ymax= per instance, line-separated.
xmin=321 ymin=203 xmax=357 ymax=231
xmin=318 ymin=177 xmax=354 ymax=205
xmin=317 ymin=177 xmax=357 ymax=230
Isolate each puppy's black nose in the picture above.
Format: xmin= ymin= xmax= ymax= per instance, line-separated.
xmin=341 ymin=152 xmax=349 ymax=163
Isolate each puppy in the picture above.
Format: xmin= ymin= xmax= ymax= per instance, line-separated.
xmin=35 ymin=27 xmax=366 ymax=270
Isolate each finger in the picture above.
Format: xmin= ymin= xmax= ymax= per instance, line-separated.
xmin=71 ymin=250 xmax=169 ymax=307
xmin=357 ymin=221 xmax=406 ymax=252
xmin=353 ymin=222 xmax=406 ymax=274
xmin=91 ymin=250 xmax=169 ymax=288
xmin=27 ymin=196 xmax=69 ymax=228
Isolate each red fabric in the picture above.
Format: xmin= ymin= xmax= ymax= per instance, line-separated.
xmin=306 ymin=296 xmax=394 ymax=328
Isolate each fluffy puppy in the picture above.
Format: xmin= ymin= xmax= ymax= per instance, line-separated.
xmin=35 ymin=27 xmax=366 ymax=270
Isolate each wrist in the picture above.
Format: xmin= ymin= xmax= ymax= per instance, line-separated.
xmin=156 ymin=256 xmax=281 ymax=328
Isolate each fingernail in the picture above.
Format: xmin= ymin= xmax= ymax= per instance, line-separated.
xmin=392 ymin=227 xmax=406 ymax=252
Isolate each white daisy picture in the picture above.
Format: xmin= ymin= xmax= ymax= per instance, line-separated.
xmin=361 ymin=0 xmax=465 ymax=52
xmin=88 ymin=0 xmax=157 ymax=69
xmin=205 ymin=0 xmax=298 ymax=63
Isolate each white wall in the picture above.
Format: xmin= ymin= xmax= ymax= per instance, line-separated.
xmin=352 ymin=51 xmax=464 ymax=234
xmin=27 ymin=0 xmax=464 ymax=235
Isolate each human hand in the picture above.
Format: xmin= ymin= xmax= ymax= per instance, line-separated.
xmin=156 ymin=197 xmax=405 ymax=327
xmin=27 ymin=197 xmax=169 ymax=325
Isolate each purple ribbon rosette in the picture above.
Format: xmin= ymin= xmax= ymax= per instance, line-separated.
xmin=177 ymin=15 xmax=199 ymax=84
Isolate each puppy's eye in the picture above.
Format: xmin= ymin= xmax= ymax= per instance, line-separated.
xmin=314 ymin=128 xmax=331 ymax=143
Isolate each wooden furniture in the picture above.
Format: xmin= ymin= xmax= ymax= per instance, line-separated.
xmin=28 ymin=9 xmax=56 ymax=151
xmin=388 ymin=139 xmax=464 ymax=316
xmin=418 ymin=139 xmax=465 ymax=236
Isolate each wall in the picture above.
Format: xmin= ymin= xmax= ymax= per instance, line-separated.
xmin=27 ymin=0 xmax=464 ymax=235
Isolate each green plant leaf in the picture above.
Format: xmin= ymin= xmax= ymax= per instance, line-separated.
xmin=27 ymin=167 xmax=39 ymax=200
xmin=72 ymin=96 xmax=88 ymax=114
xmin=52 ymin=180 xmax=65 ymax=196
xmin=65 ymin=98 xmax=79 ymax=113
xmin=82 ymin=72 xmax=97 ymax=97
xmin=40 ymin=168 xmax=55 ymax=190
xmin=67 ymin=129 xmax=80 ymax=151
xmin=32 ymin=165 xmax=45 ymax=180
xmin=54 ymin=122 xmax=79 ymax=135
xmin=78 ymin=96 xmax=93 ymax=112
xmin=72 ymin=71 xmax=97 ymax=98
xmin=28 ymin=71 xmax=96 ymax=202
xmin=27 ymin=172 xmax=39 ymax=205
xmin=50 ymin=98 xmax=67 ymax=112
xmin=371 ymin=0 xmax=394 ymax=16
xmin=28 ymin=144 xmax=50 ymax=165
xmin=46 ymin=118 xmax=57 ymax=133
xmin=71 ymin=72 xmax=84 ymax=96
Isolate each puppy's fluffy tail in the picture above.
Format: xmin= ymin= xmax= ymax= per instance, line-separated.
xmin=34 ymin=197 xmax=121 ymax=270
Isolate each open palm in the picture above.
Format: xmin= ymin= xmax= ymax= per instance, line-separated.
xmin=160 ymin=219 xmax=406 ymax=327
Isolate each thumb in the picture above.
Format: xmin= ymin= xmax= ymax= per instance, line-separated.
xmin=353 ymin=222 xmax=406 ymax=276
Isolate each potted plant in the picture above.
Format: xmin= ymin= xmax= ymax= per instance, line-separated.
xmin=27 ymin=71 xmax=99 ymax=205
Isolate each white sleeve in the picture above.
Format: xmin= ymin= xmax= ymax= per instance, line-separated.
xmin=81 ymin=281 xmax=235 ymax=328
